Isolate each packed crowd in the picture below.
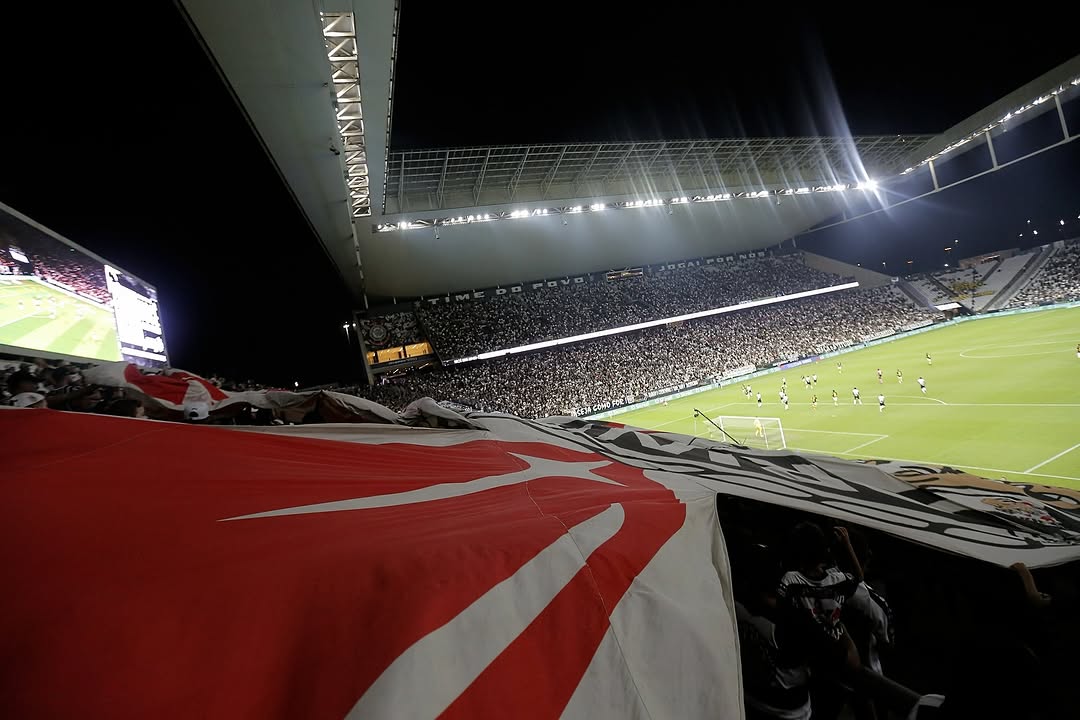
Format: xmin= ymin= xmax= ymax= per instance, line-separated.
xmin=357 ymin=286 xmax=937 ymax=417
xmin=2 ymin=356 xmax=144 ymax=415
xmin=1009 ymin=241 xmax=1080 ymax=307
xmin=358 ymin=310 xmax=424 ymax=348
xmin=418 ymin=255 xmax=843 ymax=359
xmin=720 ymin=497 xmax=1078 ymax=720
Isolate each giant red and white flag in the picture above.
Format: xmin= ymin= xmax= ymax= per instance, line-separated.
xmin=6 ymin=403 xmax=1079 ymax=718
xmin=1 ymin=409 xmax=743 ymax=719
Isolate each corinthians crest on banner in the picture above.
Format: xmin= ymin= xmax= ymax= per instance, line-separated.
xmin=363 ymin=319 xmax=390 ymax=347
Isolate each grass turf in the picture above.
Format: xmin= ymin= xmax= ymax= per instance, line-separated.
xmin=609 ymin=305 xmax=1080 ymax=490
xmin=0 ymin=277 xmax=120 ymax=361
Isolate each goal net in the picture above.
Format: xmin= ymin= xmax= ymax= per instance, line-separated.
xmin=695 ymin=415 xmax=787 ymax=450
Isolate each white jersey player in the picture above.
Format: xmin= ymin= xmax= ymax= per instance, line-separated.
xmin=917 ymin=376 xmax=926 ymax=394
xmin=852 ymin=387 xmax=862 ymax=405
xmin=756 ymin=392 xmax=762 ymax=407
xmin=878 ymin=394 xmax=886 ymax=412
xmin=781 ymin=392 xmax=790 ymax=411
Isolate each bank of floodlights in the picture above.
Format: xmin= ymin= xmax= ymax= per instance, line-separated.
xmin=374 ymin=181 xmax=877 ymax=233
xmin=322 ymin=12 xmax=371 ymax=218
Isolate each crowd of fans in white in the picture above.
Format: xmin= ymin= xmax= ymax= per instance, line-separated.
xmin=417 ymin=255 xmax=842 ymax=359
xmin=13 ymin=242 xmax=1079 ymax=421
xmin=1009 ymin=241 xmax=1080 ymax=307
xmin=356 ymin=286 xmax=937 ymax=418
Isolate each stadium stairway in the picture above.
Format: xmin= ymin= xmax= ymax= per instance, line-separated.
xmin=979 ymin=257 xmax=1004 ymax=283
xmin=926 ymin=274 xmax=957 ymax=300
xmin=897 ymin=279 xmax=936 ymax=309
xmin=984 ymin=245 xmax=1054 ymax=311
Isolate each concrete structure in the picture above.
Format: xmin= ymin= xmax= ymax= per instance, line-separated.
xmin=178 ymin=2 xmax=1079 ymax=302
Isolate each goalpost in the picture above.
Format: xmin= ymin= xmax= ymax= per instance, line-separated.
xmin=694 ymin=415 xmax=787 ymax=450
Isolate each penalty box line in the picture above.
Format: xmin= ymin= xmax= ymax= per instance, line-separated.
xmin=1025 ymin=442 xmax=1080 ymax=474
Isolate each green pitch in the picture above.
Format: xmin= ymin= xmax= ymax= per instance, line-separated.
xmin=0 ymin=277 xmax=120 ymax=361
xmin=609 ymin=306 xmax=1080 ymax=490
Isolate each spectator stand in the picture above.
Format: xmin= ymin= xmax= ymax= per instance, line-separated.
xmin=356 ymin=306 xmax=436 ymax=376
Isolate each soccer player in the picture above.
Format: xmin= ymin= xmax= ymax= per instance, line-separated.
xmin=878 ymin=393 xmax=886 ymax=412
xmin=876 ymin=368 xmax=883 ymax=384
xmin=804 ymin=376 xmax=812 ymax=390
xmin=837 ymin=361 xmax=843 ymax=374
xmin=756 ymin=392 xmax=763 ymax=408
xmin=926 ymin=352 xmax=933 ymax=366
xmin=782 ymin=392 xmax=790 ymax=411
xmin=811 ymin=395 xmax=818 ymax=411
xmin=812 ymin=373 xmax=818 ymax=385
xmin=754 ymin=418 xmax=764 ymax=437
xmin=852 ymin=387 xmax=862 ymax=405
xmin=896 ymin=369 xmax=903 ymax=384
xmin=918 ymin=376 xmax=926 ymax=394
xmin=832 ymin=389 xmax=838 ymax=406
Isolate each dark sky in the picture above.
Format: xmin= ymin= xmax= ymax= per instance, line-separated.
xmin=0 ymin=2 xmax=1075 ymax=383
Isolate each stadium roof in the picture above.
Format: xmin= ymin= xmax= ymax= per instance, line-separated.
xmin=177 ymin=3 xmax=1079 ymax=300
xmin=384 ymin=136 xmax=930 ymax=214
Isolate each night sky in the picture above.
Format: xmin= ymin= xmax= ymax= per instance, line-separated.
xmin=0 ymin=2 xmax=1076 ymax=384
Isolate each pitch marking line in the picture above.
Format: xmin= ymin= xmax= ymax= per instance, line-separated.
xmin=890 ymin=395 xmax=947 ymax=405
xmin=649 ymin=403 xmax=736 ymax=429
xmin=784 ymin=428 xmax=886 ymax=437
xmin=842 ymin=435 xmax=890 ymax=454
xmin=786 ymin=448 xmax=1080 ymax=485
xmin=883 ymin=402 xmax=1080 ymax=408
xmin=0 ymin=309 xmax=42 ymax=330
xmin=1025 ymin=442 xmax=1080 ymax=474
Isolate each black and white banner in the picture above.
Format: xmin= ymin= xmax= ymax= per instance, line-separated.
xmin=513 ymin=415 xmax=1080 ymax=569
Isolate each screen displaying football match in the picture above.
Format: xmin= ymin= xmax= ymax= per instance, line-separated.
xmin=0 ymin=204 xmax=168 ymax=366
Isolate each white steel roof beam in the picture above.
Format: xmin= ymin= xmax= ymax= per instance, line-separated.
xmin=540 ymin=145 xmax=568 ymax=198
xmin=507 ymin=147 xmax=531 ymax=201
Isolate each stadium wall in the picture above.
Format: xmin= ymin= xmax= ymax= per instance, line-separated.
xmin=798 ymin=251 xmax=892 ymax=288
xmin=583 ymin=301 xmax=1080 ymax=420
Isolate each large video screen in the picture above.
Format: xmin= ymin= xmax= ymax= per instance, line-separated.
xmin=0 ymin=203 xmax=168 ymax=366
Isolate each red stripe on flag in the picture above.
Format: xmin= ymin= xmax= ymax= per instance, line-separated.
xmin=442 ymin=476 xmax=686 ymax=717
xmin=2 ymin=411 xmax=658 ymax=719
